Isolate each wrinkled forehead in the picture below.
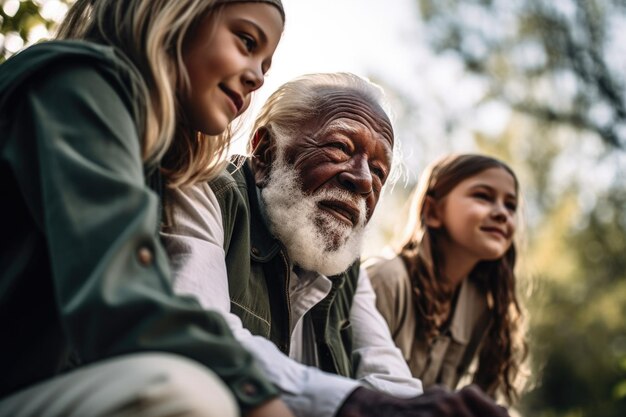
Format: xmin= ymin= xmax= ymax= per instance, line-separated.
xmin=311 ymin=88 xmax=394 ymax=147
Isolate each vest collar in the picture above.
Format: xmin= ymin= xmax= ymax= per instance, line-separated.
xmin=243 ymin=162 xmax=284 ymax=262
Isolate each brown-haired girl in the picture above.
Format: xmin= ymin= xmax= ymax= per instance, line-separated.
xmin=366 ymin=153 xmax=527 ymax=405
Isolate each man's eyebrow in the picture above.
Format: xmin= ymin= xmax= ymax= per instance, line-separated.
xmin=384 ymin=149 xmax=393 ymax=164
xmin=323 ymin=120 xmax=361 ymax=136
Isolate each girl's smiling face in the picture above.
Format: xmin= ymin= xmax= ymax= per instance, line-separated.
xmin=182 ymin=3 xmax=283 ymax=135
xmin=428 ymin=167 xmax=518 ymax=267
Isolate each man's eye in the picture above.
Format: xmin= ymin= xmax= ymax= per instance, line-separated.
xmin=239 ymin=34 xmax=256 ymax=52
xmin=329 ymin=142 xmax=348 ymax=152
xmin=371 ymin=166 xmax=386 ymax=180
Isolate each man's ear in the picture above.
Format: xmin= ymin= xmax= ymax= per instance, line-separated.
xmin=250 ymin=127 xmax=275 ymax=188
xmin=422 ymin=196 xmax=443 ymax=228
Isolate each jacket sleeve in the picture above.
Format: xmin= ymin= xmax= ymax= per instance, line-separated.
xmin=4 ymin=61 xmax=277 ymax=412
xmin=350 ymin=268 xmax=423 ymax=397
xmin=365 ymin=256 xmax=416 ymax=362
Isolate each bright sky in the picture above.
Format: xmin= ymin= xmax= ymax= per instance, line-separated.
xmin=232 ymin=0 xmax=504 ymax=175
xmin=232 ymin=0 xmax=428 ymax=153
xmin=266 ymin=0 xmax=423 ymax=88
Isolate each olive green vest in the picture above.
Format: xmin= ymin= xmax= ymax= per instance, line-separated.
xmin=210 ymin=162 xmax=360 ymax=377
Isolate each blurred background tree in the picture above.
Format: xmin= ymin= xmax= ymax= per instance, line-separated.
xmin=417 ymin=0 xmax=626 ymax=148
xmin=413 ymin=0 xmax=626 ymax=415
xmin=0 ymin=0 xmax=70 ymax=62
xmin=2 ymin=0 xmax=625 ymax=415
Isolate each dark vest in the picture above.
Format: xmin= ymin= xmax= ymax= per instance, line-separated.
xmin=210 ymin=162 xmax=360 ymax=377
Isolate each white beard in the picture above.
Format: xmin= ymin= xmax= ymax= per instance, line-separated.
xmin=261 ymin=160 xmax=368 ymax=276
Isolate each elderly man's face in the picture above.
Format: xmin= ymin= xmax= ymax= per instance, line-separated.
xmin=280 ymin=90 xmax=394 ymax=222
xmin=253 ymin=89 xmax=394 ymax=275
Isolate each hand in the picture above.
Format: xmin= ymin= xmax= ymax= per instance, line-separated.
xmin=336 ymin=385 xmax=510 ymax=417
xmin=245 ymin=397 xmax=295 ymax=417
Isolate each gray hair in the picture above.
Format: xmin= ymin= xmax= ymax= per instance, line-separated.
xmin=249 ymin=72 xmax=401 ymax=184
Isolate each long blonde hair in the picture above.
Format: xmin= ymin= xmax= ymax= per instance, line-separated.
xmin=56 ymin=0 xmax=233 ymax=187
xmin=397 ymin=153 xmax=527 ymax=404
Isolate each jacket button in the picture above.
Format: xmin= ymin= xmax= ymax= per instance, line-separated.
xmin=251 ymin=247 xmax=260 ymax=256
xmin=240 ymin=381 xmax=258 ymax=397
xmin=137 ymin=246 xmax=153 ymax=266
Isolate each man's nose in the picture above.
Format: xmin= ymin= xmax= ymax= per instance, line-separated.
xmin=337 ymin=157 xmax=373 ymax=195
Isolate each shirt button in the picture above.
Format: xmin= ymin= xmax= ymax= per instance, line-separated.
xmin=240 ymin=381 xmax=258 ymax=397
xmin=137 ymin=246 xmax=153 ymax=266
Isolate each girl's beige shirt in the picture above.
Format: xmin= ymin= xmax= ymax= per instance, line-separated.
xmin=365 ymin=255 xmax=492 ymax=390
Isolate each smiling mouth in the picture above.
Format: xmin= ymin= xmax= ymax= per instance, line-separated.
xmin=480 ymin=226 xmax=508 ymax=239
xmin=318 ymin=200 xmax=360 ymax=227
xmin=219 ymin=84 xmax=243 ymax=114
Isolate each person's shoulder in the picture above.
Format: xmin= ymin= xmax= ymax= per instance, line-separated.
xmin=364 ymin=252 xmax=407 ymax=280
xmin=363 ymin=252 xmax=412 ymax=296
xmin=14 ymin=39 xmax=117 ymax=60
xmin=0 ymin=40 xmax=141 ymax=113
xmin=208 ymin=158 xmax=248 ymax=196
xmin=1 ymin=40 xmax=123 ymax=85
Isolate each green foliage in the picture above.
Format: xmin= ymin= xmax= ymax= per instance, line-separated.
xmin=416 ymin=4 xmax=626 ymax=411
xmin=519 ymin=187 xmax=626 ymax=416
xmin=0 ymin=0 xmax=74 ymax=62
xmin=472 ymin=92 xmax=625 ymax=416
xmin=614 ymin=357 xmax=626 ymax=400
xmin=417 ymin=0 xmax=626 ymax=149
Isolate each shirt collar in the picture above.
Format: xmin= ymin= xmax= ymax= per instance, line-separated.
xmin=447 ymin=278 xmax=490 ymax=344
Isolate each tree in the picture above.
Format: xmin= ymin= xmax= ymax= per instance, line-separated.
xmin=417 ymin=0 xmax=626 ymax=148
xmin=0 ymin=0 xmax=71 ymax=62
xmin=414 ymin=3 xmax=626 ymax=413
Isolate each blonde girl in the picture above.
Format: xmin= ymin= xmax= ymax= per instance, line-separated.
xmin=0 ymin=1 xmax=291 ymax=416
xmin=366 ymin=153 xmax=527 ymax=405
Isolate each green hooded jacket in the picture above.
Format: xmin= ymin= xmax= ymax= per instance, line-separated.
xmin=0 ymin=40 xmax=277 ymax=411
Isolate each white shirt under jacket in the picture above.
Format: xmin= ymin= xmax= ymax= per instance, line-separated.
xmin=161 ymin=182 xmax=423 ymax=417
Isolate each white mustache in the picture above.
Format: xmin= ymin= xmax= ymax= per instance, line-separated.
xmin=311 ymin=188 xmax=367 ymax=227
xmin=262 ymin=158 xmax=367 ymax=276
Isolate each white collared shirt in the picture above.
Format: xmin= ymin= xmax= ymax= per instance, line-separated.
xmin=288 ymin=267 xmax=330 ymax=366
xmin=162 ymin=182 xmax=422 ymax=417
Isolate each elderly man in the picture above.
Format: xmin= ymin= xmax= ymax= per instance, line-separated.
xmin=163 ymin=73 xmax=509 ymax=417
